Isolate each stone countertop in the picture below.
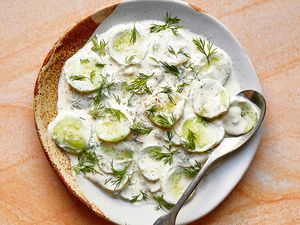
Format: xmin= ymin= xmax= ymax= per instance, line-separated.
xmin=0 ymin=0 xmax=299 ymax=224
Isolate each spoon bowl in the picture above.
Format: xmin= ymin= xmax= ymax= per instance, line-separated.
xmin=154 ymin=90 xmax=266 ymax=225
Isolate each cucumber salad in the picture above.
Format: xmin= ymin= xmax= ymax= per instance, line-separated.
xmin=48 ymin=13 xmax=260 ymax=210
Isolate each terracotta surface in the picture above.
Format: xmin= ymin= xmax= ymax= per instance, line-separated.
xmin=0 ymin=0 xmax=299 ymax=224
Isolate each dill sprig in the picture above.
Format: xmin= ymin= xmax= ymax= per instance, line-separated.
xmin=127 ymin=73 xmax=154 ymax=94
xmin=157 ymin=86 xmax=174 ymax=102
xmin=130 ymin=123 xmax=153 ymax=135
xmin=95 ymin=63 xmax=105 ymax=68
xmin=176 ymin=82 xmax=189 ymax=93
xmin=69 ymin=75 xmax=87 ymax=81
xmin=105 ymin=161 xmax=129 ymax=190
xmin=104 ymin=107 xmax=126 ymax=121
xmin=149 ymin=56 xmax=160 ymax=64
xmin=183 ymin=160 xmax=202 ymax=178
xmin=125 ymin=55 xmax=135 ymax=64
xmin=80 ymin=58 xmax=90 ymax=64
xmin=148 ymin=146 xmax=177 ymax=165
xmin=160 ymin=61 xmax=180 ymax=77
xmin=129 ymin=191 xmax=148 ymax=203
xmin=168 ymin=46 xmax=190 ymax=58
xmin=154 ymin=195 xmax=174 ymax=211
xmin=73 ymin=147 xmax=101 ymax=175
xmin=155 ymin=113 xmax=177 ymax=128
xmin=130 ymin=23 xmax=140 ymax=44
xmin=192 ymin=38 xmax=217 ymax=65
xmin=147 ymin=106 xmax=177 ymax=129
xmin=112 ymin=94 xmax=121 ymax=104
xmin=88 ymin=104 xmax=104 ymax=119
xmin=182 ymin=129 xmax=196 ymax=150
xmin=92 ymin=75 xmax=114 ymax=108
xmin=91 ymin=35 xmax=107 ymax=56
xmin=149 ymin=12 xmax=182 ymax=35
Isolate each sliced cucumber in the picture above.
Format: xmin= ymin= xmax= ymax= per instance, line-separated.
xmin=109 ymin=23 xmax=150 ymax=65
xmin=95 ymin=109 xmax=131 ymax=142
xmin=120 ymin=172 xmax=148 ymax=202
xmin=161 ymin=167 xmax=194 ymax=204
xmin=180 ymin=116 xmax=224 ymax=152
xmin=149 ymin=32 xmax=189 ymax=66
xmin=222 ymin=96 xmax=259 ymax=135
xmin=96 ymin=144 xmax=133 ymax=174
xmin=64 ymin=49 xmax=105 ymax=93
xmin=147 ymin=91 xmax=185 ymax=129
xmin=192 ymin=47 xmax=232 ymax=85
xmin=138 ymin=146 xmax=169 ymax=181
xmin=191 ymin=78 xmax=229 ymax=118
xmin=48 ymin=112 xmax=92 ymax=153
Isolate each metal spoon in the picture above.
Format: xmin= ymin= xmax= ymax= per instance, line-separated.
xmin=154 ymin=90 xmax=266 ymax=225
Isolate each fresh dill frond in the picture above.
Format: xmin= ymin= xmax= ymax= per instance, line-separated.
xmin=177 ymin=47 xmax=190 ymax=58
xmin=147 ymin=106 xmax=158 ymax=116
xmin=155 ymin=113 xmax=177 ymax=129
xmin=192 ymin=38 xmax=217 ymax=65
xmin=125 ymin=55 xmax=135 ymax=64
xmin=182 ymin=129 xmax=196 ymax=150
xmin=91 ymin=35 xmax=107 ymax=56
xmin=104 ymin=107 xmax=126 ymax=121
xmin=127 ymin=73 xmax=154 ymax=94
xmin=73 ymin=147 xmax=101 ymax=175
xmin=130 ymin=23 xmax=140 ymax=44
xmin=149 ymin=12 xmax=182 ymax=35
xmin=160 ymin=61 xmax=180 ymax=77
xmin=89 ymin=70 xmax=96 ymax=83
xmin=157 ymin=86 xmax=174 ymax=102
xmin=69 ymin=75 xmax=87 ymax=81
xmin=95 ymin=63 xmax=105 ymax=68
xmin=183 ymin=160 xmax=202 ymax=177
xmin=80 ymin=58 xmax=90 ymax=64
xmin=168 ymin=46 xmax=190 ymax=58
xmin=129 ymin=191 xmax=148 ymax=203
xmin=112 ymin=94 xmax=121 ymax=104
xmin=130 ymin=123 xmax=153 ymax=135
xmin=106 ymin=161 xmax=129 ymax=190
xmin=197 ymin=116 xmax=209 ymax=127
xmin=149 ymin=56 xmax=160 ymax=64
xmin=148 ymin=146 xmax=177 ymax=165
xmin=91 ymin=75 xmax=114 ymax=108
xmin=154 ymin=195 xmax=174 ymax=211
xmin=88 ymin=104 xmax=104 ymax=119
xmin=176 ymin=82 xmax=189 ymax=93
xmin=168 ymin=46 xmax=177 ymax=57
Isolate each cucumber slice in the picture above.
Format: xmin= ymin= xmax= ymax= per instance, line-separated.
xmin=191 ymin=78 xmax=229 ymax=118
xmin=85 ymin=166 xmax=130 ymax=192
xmin=192 ymin=47 xmax=232 ymax=85
xmin=138 ymin=146 xmax=169 ymax=181
xmin=149 ymin=32 xmax=189 ymax=66
xmin=222 ymin=96 xmax=259 ymax=135
xmin=180 ymin=116 xmax=224 ymax=152
xmin=120 ymin=172 xmax=148 ymax=202
xmin=95 ymin=109 xmax=131 ymax=142
xmin=109 ymin=23 xmax=150 ymax=65
xmin=97 ymin=144 xmax=133 ymax=174
xmin=48 ymin=112 xmax=92 ymax=153
xmin=147 ymin=91 xmax=185 ymax=129
xmin=161 ymin=167 xmax=194 ymax=204
xmin=64 ymin=49 xmax=105 ymax=93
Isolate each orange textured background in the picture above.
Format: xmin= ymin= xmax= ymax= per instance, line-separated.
xmin=0 ymin=0 xmax=300 ymax=224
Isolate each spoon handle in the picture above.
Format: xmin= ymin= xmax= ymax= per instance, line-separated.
xmin=153 ymin=158 xmax=214 ymax=225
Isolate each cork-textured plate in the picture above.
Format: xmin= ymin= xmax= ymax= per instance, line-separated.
xmin=34 ymin=0 xmax=263 ymax=224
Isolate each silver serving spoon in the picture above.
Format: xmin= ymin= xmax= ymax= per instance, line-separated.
xmin=154 ymin=90 xmax=266 ymax=225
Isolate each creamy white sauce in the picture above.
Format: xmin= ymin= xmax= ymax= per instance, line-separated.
xmin=53 ymin=19 xmax=246 ymax=208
